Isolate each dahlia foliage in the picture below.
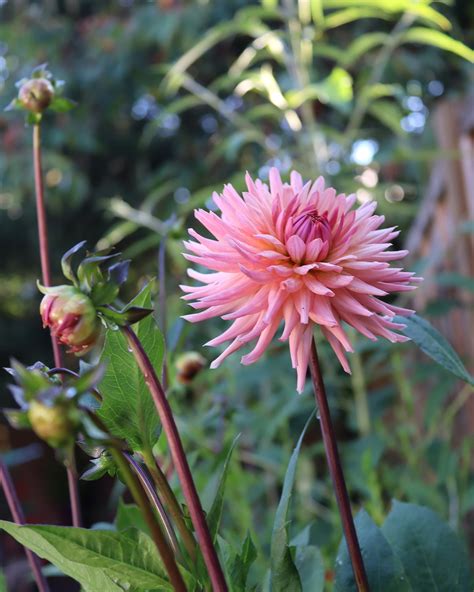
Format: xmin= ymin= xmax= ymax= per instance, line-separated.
xmin=182 ymin=168 xmax=420 ymax=392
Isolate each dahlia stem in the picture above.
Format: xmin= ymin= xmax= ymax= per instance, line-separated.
xmin=65 ymin=448 xmax=82 ymax=528
xmin=32 ymin=122 xmax=82 ymax=528
xmin=0 ymin=459 xmax=50 ymax=592
xmin=309 ymin=338 xmax=369 ymax=592
xmin=33 ymin=124 xmax=63 ymax=366
xmin=123 ymin=452 xmax=180 ymax=558
xmin=122 ymin=325 xmax=228 ymax=592
xmin=142 ymin=446 xmax=198 ymax=562
xmin=109 ymin=449 xmax=187 ymax=592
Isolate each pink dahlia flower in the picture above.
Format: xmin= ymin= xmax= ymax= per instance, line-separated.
xmin=182 ymin=168 xmax=421 ymax=392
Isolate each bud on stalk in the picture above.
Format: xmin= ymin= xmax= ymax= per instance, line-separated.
xmin=28 ymin=400 xmax=80 ymax=448
xmin=175 ymin=352 xmax=206 ymax=384
xmin=18 ymin=78 xmax=55 ymax=114
xmin=40 ymin=286 xmax=101 ymax=354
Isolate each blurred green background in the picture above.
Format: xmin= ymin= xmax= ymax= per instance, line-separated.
xmin=0 ymin=0 xmax=473 ymax=590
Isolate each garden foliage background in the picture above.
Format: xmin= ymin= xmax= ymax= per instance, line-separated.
xmin=0 ymin=0 xmax=473 ymax=590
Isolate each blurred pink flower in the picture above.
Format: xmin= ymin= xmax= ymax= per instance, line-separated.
xmin=182 ymin=168 xmax=421 ymax=392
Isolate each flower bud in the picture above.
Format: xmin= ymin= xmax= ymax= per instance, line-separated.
xmin=28 ymin=400 xmax=80 ymax=448
xmin=40 ymin=286 xmax=101 ymax=354
xmin=18 ymin=78 xmax=55 ymax=114
xmin=175 ymin=352 xmax=206 ymax=384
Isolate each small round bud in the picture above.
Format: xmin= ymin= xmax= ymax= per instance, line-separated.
xmin=18 ymin=78 xmax=55 ymax=114
xmin=40 ymin=286 xmax=101 ymax=354
xmin=175 ymin=352 xmax=206 ymax=384
xmin=28 ymin=400 xmax=80 ymax=448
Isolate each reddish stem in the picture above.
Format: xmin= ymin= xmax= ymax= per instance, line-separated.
xmin=0 ymin=459 xmax=50 ymax=592
xmin=32 ymin=123 xmax=82 ymax=528
xmin=309 ymin=338 xmax=369 ymax=592
xmin=122 ymin=325 xmax=228 ymax=592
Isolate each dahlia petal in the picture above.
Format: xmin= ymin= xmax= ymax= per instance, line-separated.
xmin=290 ymin=170 xmax=303 ymax=192
xmin=263 ymin=288 xmax=288 ymax=324
xmin=205 ymin=315 xmax=257 ymax=346
xmin=241 ymin=315 xmax=281 ymax=365
xmin=321 ymin=328 xmax=352 ymax=374
xmin=304 ymin=275 xmax=334 ymax=296
xmin=308 ymin=295 xmax=337 ymax=327
xmin=348 ymin=278 xmax=388 ymax=296
xmin=280 ymin=300 xmax=300 ymax=341
xmin=210 ymin=340 xmax=246 ymax=369
xmin=287 ymin=235 xmax=306 ymax=263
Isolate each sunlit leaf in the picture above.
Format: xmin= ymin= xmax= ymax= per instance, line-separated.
xmin=401 ymin=28 xmax=474 ymax=62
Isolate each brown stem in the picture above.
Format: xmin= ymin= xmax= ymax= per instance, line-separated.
xmin=0 ymin=460 xmax=50 ymax=592
xmin=309 ymin=338 xmax=369 ymax=592
xmin=122 ymin=325 xmax=228 ymax=592
xmin=109 ymin=449 xmax=187 ymax=592
xmin=32 ymin=123 xmax=82 ymax=528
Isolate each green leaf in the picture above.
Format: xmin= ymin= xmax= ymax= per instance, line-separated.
xmin=401 ymin=28 xmax=474 ymax=62
xmin=324 ymin=8 xmax=391 ymax=30
xmin=270 ymin=414 xmax=314 ymax=592
xmin=0 ymin=521 xmax=173 ymax=591
xmin=395 ymin=314 xmax=474 ymax=386
xmin=368 ymin=100 xmax=405 ymax=136
xmin=294 ymin=545 xmax=325 ymax=592
xmin=61 ymin=241 xmax=86 ymax=283
xmin=98 ymin=283 xmax=164 ymax=451
xmin=225 ymin=532 xmax=258 ymax=591
xmin=334 ymin=510 xmax=410 ymax=592
xmin=339 ymin=33 xmax=388 ymax=67
xmin=286 ymin=68 xmax=352 ymax=109
xmin=49 ymin=96 xmax=77 ymax=113
xmin=322 ymin=0 xmax=451 ymax=30
xmin=207 ymin=435 xmax=240 ymax=542
xmin=115 ymin=500 xmax=151 ymax=537
xmin=381 ymin=501 xmax=472 ymax=591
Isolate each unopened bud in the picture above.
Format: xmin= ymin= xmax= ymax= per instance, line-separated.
xmin=18 ymin=78 xmax=55 ymax=114
xmin=40 ymin=286 xmax=101 ymax=354
xmin=28 ymin=400 xmax=80 ymax=448
xmin=175 ymin=352 xmax=206 ymax=384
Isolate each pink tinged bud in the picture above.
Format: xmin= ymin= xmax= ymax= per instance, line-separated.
xmin=18 ymin=78 xmax=55 ymax=114
xmin=40 ymin=286 xmax=100 ymax=354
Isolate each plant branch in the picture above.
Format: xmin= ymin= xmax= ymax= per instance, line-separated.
xmin=33 ymin=123 xmax=82 ymax=528
xmin=309 ymin=338 xmax=369 ymax=592
xmin=122 ymin=325 xmax=228 ymax=592
xmin=123 ymin=452 xmax=181 ymax=558
xmin=0 ymin=459 xmax=50 ymax=592
xmin=342 ymin=13 xmax=415 ymax=150
xmin=142 ymin=447 xmax=197 ymax=561
xmin=109 ymin=449 xmax=187 ymax=592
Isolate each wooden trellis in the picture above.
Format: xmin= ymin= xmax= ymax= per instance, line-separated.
xmin=405 ymin=97 xmax=474 ymax=431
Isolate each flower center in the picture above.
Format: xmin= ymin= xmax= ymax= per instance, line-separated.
xmin=292 ymin=208 xmax=331 ymax=244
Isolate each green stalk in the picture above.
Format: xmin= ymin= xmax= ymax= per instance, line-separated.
xmin=142 ymin=447 xmax=198 ymax=562
xmin=109 ymin=448 xmax=187 ymax=592
xmin=349 ymin=335 xmax=371 ymax=436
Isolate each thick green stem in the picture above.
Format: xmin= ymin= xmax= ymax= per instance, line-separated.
xmin=142 ymin=447 xmax=197 ymax=562
xmin=110 ymin=448 xmax=187 ymax=592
